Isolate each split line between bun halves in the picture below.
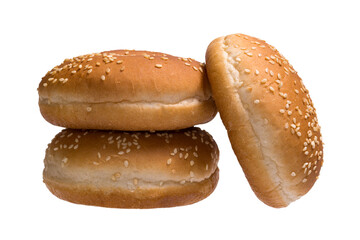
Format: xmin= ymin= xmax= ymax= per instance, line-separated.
xmin=38 ymin=33 xmax=323 ymax=208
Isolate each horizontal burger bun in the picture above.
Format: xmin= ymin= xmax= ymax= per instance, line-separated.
xmin=43 ymin=128 xmax=219 ymax=208
xmin=205 ymin=33 xmax=323 ymax=208
xmin=38 ymin=50 xmax=217 ymax=131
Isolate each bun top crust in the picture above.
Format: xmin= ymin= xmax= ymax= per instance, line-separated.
xmin=44 ymin=128 xmax=219 ymax=185
xmin=205 ymin=33 xmax=323 ymax=206
xmin=38 ymin=50 xmax=211 ymax=104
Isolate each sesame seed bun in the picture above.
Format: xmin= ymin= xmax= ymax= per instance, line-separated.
xmin=205 ymin=33 xmax=323 ymax=208
xmin=43 ymin=128 xmax=219 ymax=208
xmin=38 ymin=50 xmax=217 ymax=131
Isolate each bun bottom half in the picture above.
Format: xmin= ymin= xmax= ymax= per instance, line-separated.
xmin=43 ymin=128 xmax=220 ymax=208
xmin=44 ymin=169 xmax=219 ymax=209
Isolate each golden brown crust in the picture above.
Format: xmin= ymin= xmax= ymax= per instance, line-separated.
xmin=206 ymin=33 xmax=323 ymax=208
xmin=39 ymin=97 xmax=216 ymax=131
xmin=43 ymin=128 xmax=219 ymax=208
xmin=38 ymin=50 xmax=216 ymax=130
xmin=44 ymin=169 xmax=219 ymax=209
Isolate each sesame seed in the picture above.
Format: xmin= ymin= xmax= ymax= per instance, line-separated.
xmin=87 ymin=69 xmax=92 ymax=74
xmin=287 ymin=110 xmax=293 ymax=116
xmin=302 ymin=178 xmax=307 ymax=183
xmin=100 ymin=75 xmax=105 ymax=81
xmin=86 ymin=107 xmax=92 ymax=112
xmin=184 ymin=63 xmax=191 ymax=66
xmin=43 ymin=83 xmax=48 ymax=87
xmin=116 ymin=60 xmax=123 ymax=64
xmin=96 ymin=62 xmax=100 ymax=66
xmin=255 ymin=69 xmax=259 ymax=75
xmin=124 ymin=160 xmax=129 ymax=168
xmin=71 ymin=70 xmax=76 ymax=74
xmin=261 ymin=78 xmax=267 ymax=84
xmin=244 ymin=69 xmax=251 ymax=74
xmin=106 ymin=156 xmax=111 ymax=161
xmin=161 ymin=57 xmax=168 ymax=60
xmin=155 ymin=64 xmax=162 ymax=68
xmin=120 ymin=66 xmax=125 ymax=72
xmin=235 ymin=57 xmax=241 ymax=62
xmin=254 ymin=99 xmax=260 ymax=104
xmin=308 ymin=130 xmax=313 ymax=137
xmin=245 ymin=52 xmax=253 ymax=57
xmin=297 ymin=132 xmax=302 ymax=137
xmin=193 ymin=152 xmax=198 ymax=158
xmin=291 ymin=172 xmax=296 ymax=177
xmin=280 ymin=109 xmax=285 ymax=113
xmin=118 ymin=151 xmax=124 ymax=155
xmin=97 ymin=152 xmax=101 ymax=159
xmin=106 ymin=68 xmax=110 ymax=74
xmin=269 ymin=86 xmax=275 ymax=92
xmin=62 ymin=157 xmax=68 ymax=164
xmin=126 ymin=148 xmax=131 ymax=153
xmin=190 ymin=160 xmax=195 ymax=166
xmin=167 ymin=158 xmax=172 ymax=165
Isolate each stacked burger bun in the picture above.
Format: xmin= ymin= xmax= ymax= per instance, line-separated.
xmin=39 ymin=34 xmax=324 ymax=209
xmin=38 ymin=50 xmax=219 ymax=208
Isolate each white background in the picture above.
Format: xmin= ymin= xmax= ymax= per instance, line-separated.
xmin=1 ymin=0 xmax=359 ymax=239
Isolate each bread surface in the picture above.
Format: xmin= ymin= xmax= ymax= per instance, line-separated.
xmin=206 ymin=33 xmax=323 ymax=207
xmin=38 ymin=50 xmax=217 ymax=130
xmin=43 ymin=128 xmax=219 ymax=208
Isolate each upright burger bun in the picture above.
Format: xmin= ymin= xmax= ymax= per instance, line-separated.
xmin=206 ymin=33 xmax=323 ymax=208
xmin=43 ymin=128 xmax=219 ymax=208
xmin=38 ymin=50 xmax=217 ymax=131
